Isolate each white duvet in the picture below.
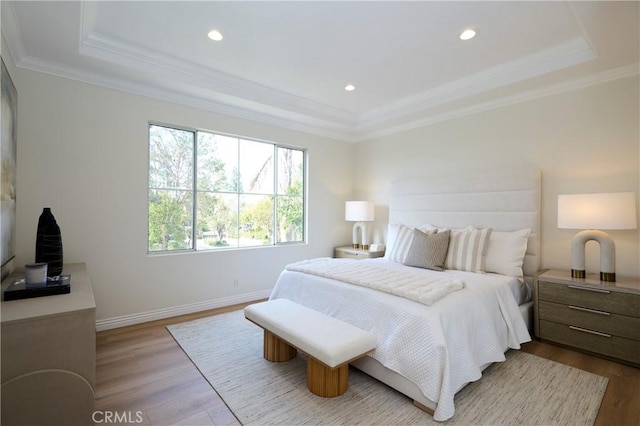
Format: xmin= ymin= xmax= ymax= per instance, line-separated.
xmin=286 ymin=257 xmax=465 ymax=306
xmin=269 ymin=258 xmax=531 ymax=421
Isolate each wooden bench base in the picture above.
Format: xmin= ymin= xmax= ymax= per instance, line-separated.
xmin=263 ymin=330 xmax=297 ymax=362
xmin=307 ymin=357 xmax=348 ymax=397
xmin=263 ymin=329 xmax=349 ymax=397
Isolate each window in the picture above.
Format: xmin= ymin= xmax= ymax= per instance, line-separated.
xmin=148 ymin=124 xmax=305 ymax=252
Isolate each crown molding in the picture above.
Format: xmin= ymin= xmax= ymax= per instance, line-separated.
xmin=79 ymin=31 xmax=357 ymax=128
xmin=358 ymin=37 xmax=597 ymax=129
xmin=8 ymin=51 xmax=638 ymax=145
xmin=16 ymin=52 xmax=356 ymax=142
xmin=77 ymin=2 xmax=356 ymax=127
xmin=353 ymin=63 xmax=640 ymax=142
xmin=78 ymin=28 xmax=598 ymax=135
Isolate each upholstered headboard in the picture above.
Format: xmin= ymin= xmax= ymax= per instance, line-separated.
xmin=389 ymin=168 xmax=541 ymax=286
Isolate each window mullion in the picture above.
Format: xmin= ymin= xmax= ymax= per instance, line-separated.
xmin=236 ymin=138 xmax=241 ymax=248
xmin=192 ymin=130 xmax=198 ymax=250
xmin=273 ymin=145 xmax=278 ymax=246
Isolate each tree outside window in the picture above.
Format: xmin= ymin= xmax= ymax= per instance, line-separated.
xmin=148 ymin=124 xmax=305 ymax=252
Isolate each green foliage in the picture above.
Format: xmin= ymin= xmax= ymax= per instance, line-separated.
xmin=240 ymin=195 xmax=274 ymax=244
xmin=148 ymin=190 xmax=191 ymax=251
xmin=197 ymin=193 xmax=237 ymax=244
xmin=277 ymin=180 xmax=304 ymax=242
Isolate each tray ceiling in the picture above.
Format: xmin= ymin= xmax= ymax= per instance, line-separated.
xmin=2 ymin=1 xmax=638 ymax=142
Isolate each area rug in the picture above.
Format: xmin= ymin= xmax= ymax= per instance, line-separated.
xmin=167 ymin=310 xmax=608 ymax=425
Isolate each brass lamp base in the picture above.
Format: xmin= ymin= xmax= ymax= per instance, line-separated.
xmin=600 ymin=272 xmax=616 ymax=282
xmin=571 ymin=269 xmax=586 ymax=279
xmin=571 ymin=269 xmax=616 ymax=282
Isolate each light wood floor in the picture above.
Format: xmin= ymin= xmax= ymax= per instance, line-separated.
xmin=96 ymin=302 xmax=640 ymax=426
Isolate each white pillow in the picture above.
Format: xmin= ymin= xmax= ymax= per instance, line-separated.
xmin=444 ymin=227 xmax=492 ymax=273
xmin=417 ymin=224 xmax=449 ymax=233
xmin=385 ymin=223 xmax=436 ymax=263
xmin=485 ymin=228 xmax=531 ymax=278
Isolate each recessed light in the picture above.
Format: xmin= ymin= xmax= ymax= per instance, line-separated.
xmin=459 ymin=29 xmax=476 ymax=41
xmin=344 ymin=84 xmax=356 ymax=92
xmin=208 ymin=30 xmax=223 ymax=41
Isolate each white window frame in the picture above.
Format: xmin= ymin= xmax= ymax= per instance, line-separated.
xmin=148 ymin=123 xmax=306 ymax=253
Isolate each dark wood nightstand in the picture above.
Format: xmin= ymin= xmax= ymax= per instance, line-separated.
xmin=534 ymin=269 xmax=640 ymax=366
xmin=334 ymin=246 xmax=385 ymax=259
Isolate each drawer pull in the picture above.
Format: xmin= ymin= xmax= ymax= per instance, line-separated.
xmin=568 ymin=285 xmax=610 ymax=294
xmin=568 ymin=325 xmax=611 ymax=338
xmin=567 ymin=305 xmax=611 ymax=316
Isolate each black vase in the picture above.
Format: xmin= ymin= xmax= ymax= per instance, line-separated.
xmin=35 ymin=207 xmax=63 ymax=277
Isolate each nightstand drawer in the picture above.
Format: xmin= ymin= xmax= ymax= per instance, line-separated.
xmin=538 ymin=300 xmax=640 ymax=341
xmin=539 ymin=320 xmax=640 ymax=365
xmin=335 ymin=249 xmax=369 ymax=259
xmin=538 ymin=281 xmax=640 ymax=317
xmin=334 ymin=246 xmax=385 ymax=259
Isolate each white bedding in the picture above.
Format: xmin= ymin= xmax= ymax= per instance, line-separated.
xmin=286 ymin=258 xmax=465 ymax=306
xmin=269 ymin=258 xmax=531 ymax=421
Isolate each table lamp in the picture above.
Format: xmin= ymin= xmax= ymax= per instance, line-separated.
xmin=345 ymin=201 xmax=374 ymax=250
xmin=558 ymin=192 xmax=637 ymax=282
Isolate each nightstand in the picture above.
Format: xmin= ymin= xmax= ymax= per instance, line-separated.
xmin=535 ymin=269 xmax=640 ymax=366
xmin=334 ymin=246 xmax=385 ymax=259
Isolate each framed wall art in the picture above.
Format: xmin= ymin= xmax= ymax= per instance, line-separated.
xmin=1 ymin=57 xmax=17 ymax=281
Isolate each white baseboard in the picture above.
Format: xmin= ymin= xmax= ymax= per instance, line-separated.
xmin=95 ymin=289 xmax=271 ymax=331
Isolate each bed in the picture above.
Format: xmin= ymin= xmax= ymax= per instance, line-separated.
xmin=269 ymin=168 xmax=541 ymax=421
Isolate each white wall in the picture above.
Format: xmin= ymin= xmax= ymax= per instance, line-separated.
xmin=355 ymin=76 xmax=640 ymax=279
xmin=7 ymin=48 xmax=355 ymax=322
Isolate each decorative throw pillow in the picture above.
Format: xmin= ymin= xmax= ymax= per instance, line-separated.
xmin=444 ymin=227 xmax=492 ymax=272
xmin=403 ymin=229 xmax=451 ymax=271
xmin=485 ymin=228 xmax=531 ymax=277
xmin=385 ymin=224 xmax=437 ymax=263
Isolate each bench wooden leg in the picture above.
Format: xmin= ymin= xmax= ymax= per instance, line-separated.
xmin=307 ymin=357 xmax=348 ymax=397
xmin=263 ymin=330 xmax=296 ymax=362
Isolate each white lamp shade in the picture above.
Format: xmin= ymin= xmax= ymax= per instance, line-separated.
xmin=558 ymin=192 xmax=637 ymax=230
xmin=345 ymin=201 xmax=374 ymax=222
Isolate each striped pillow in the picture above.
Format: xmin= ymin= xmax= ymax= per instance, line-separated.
xmin=444 ymin=227 xmax=492 ymax=272
xmin=385 ymin=224 xmax=437 ymax=263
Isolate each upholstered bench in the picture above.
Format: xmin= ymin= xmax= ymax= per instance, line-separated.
xmin=244 ymin=299 xmax=377 ymax=397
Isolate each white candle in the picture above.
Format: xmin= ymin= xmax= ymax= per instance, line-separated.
xmin=25 ymin=263 xmax=48 ymax=288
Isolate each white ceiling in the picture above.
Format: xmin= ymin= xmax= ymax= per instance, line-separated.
xmin=2 ymin=1 xmax=638 ymax=142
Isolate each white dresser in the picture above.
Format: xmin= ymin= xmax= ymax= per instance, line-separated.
xmin=1 ymin=263 xmax=96 ymax=425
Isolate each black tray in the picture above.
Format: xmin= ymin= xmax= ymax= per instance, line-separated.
xmin=3 ymin=275 xmax=71 ymax=301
